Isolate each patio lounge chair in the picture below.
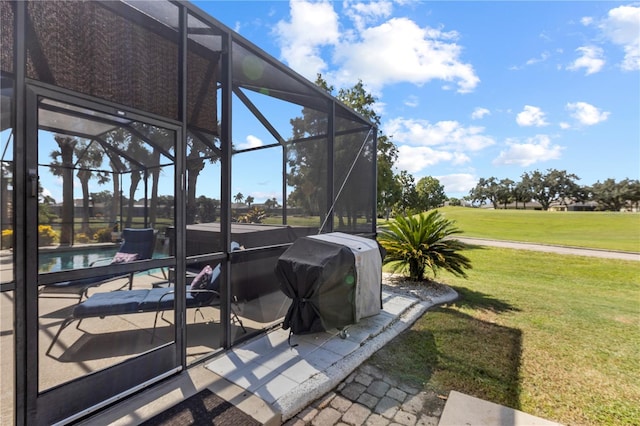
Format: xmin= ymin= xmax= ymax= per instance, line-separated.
xmin=46 ymin=263 xmax=246 ymax=355
xmin=39 ymin=228 xmax=156 ymax=302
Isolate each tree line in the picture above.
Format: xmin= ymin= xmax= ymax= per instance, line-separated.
xmin=468 ymin=169 xmax=640 ymax=211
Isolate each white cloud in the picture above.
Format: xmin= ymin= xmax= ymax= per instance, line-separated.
xmin=396 ymin=145 xmax=460 ymax=173
xmin=385 ymin=117 xmax=493 ymax=174
xmin=516 ymin=105 xmax=548 ymax=127
xmin=343 ymin=0 xmax=393 ymax=32
xmin=333 ymin=17 xmax=479 ymax=93
xmin=237 ymin=135 xmax=264 ymax=150
xmin=274 ymin=1 xmax=479 ymax=93
xmin=526 ymin=51 xmax=550 ymax=66
xmin=600 ymin=5 xmax=640 ymax=71
xmin=559 ymin=122 xmax=571 ymax=130
xmin=493 ymin=135 xmax=563 ymax=167
xmin=435 ymin=173 xmax=478 ymax=194
xmin=383 ymin=118 xmax=495 ymax=151
xmin=566 ymin=101 xmax=610 ymax=126
xmin=581 ymin=16 xmax=594 ymax=26
xmin=567 ymin=46 xmax=605 ymax=75
xmin=471 ymin=107 xmax=490 ymax=120
xmin=273 ymin=1 xmax=340 ymax=79
xmin=404 ymin=95 xmax=419 ymax=107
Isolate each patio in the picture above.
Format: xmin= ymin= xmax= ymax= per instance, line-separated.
xmin=74 ymin=283 xmax=460 ymax=425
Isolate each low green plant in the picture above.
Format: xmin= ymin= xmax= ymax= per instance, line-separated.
xmin=378 ymin=210 xmax=472 ymax=281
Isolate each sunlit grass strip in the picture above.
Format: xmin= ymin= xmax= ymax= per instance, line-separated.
xmin=370 ymin=247 xmax=640 ymax=426
xmin=437 ymin=206 xmax=640 ymax=252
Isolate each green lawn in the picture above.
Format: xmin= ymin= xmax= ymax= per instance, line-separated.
xmin=435 ymin=206 xmax=640 ymax=252
xmin=371 ymin=247 xmax=640 ymax=425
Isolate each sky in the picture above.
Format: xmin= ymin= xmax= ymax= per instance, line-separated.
xmin=195 ymin=0 xmax=640 ymax=199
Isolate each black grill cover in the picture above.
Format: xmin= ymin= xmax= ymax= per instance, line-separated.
xmin=276 ymin=236 xmax=357 ymax=334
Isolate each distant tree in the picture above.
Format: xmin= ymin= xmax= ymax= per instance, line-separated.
xmin=629 ymin=179 xmax=640 ymax=210
xmin=395 ymin=170 xmax=419 ymax=215
xmin=73 ymin=140 xmax=109 ymax=233
xmin=496 ymin=178 xmax=514 ymax=209
xmin=288 ymin=74 xmax=399 ymax=228
xmin=49 ymin=135 xmax=77 ymax=245
xmin=416 ymin=176 xmax=447 ymax=211
xmin=234 ymin=192 xmax=244 ymax=204
xmin=549 ymin=169 xmax=581 ymax=207
xmin=245 ymin=195 xmax=254 ymax=208
xmin=469 ymin=177 xmax=499 ymax=209
xmin=524 ymin=169 xmax=580 ymax=210
xmin=448 ymin=197 xmax=462 ymax=207
xmin=514 ymin=176 xmax=533 ymax=209
xmin=377 ymin=134 xmax=400 ymax=217
xmin=589 ymin=178 xmax=638 ymax=211
xmin=264 ymin=197 xmax=280 ymax=211
xmin=196 ymin=196 xmax=219 ymax=222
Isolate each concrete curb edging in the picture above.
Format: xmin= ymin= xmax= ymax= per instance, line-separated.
xmin=274 ymin=286 xmax=459 ymax=421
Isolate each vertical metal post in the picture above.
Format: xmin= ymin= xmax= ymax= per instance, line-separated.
xmin=176 ymin=3 xmax=188 ymax=367
xmin=372 ymin=127 xmax=378 ymax=234
xmin=325 ymin=101 xmax=335 ymax=233
xmin=13 ymin=2 xmax=28 ymax=424
xmin=219 ymin=32 xmax=233 ymax=348
xmin=282 ymin=146 xmax=287 ymax=225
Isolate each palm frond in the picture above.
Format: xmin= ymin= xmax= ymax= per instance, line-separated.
xmin=378 ymin=210 xmax=472 ymax=281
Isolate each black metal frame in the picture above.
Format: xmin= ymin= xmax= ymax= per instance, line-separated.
xmin=3 ymin=0 xmax=377 ymax=424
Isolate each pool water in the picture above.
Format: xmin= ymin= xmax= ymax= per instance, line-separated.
xmin=39 ymin=247 xmax=118 ymax=273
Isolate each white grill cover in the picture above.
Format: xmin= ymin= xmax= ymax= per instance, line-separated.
xmin=309 ymin=232 xmax=382 ymax=321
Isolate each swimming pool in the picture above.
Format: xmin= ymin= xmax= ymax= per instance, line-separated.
xmin=39 ymin=247 xmax=119 ymax=273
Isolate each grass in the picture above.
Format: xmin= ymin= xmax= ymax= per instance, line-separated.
xmin=435 ymin=206 xmax=640 ymax=252
xmin=370 ymin=247 xmax=640 ymax=425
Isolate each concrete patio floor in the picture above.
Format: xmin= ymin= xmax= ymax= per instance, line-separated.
xmin=78 ymin=281 xmax=561 ymax=426
xmin=79 ymin=286 xmax=456 ymax=425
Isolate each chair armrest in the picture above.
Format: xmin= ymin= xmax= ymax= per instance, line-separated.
xmin=90 ymin=257 xmax=113 ymax=267
xmin=186 ymin=289 xmax=221 ymax=297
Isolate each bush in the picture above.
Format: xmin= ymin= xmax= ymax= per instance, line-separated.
xmin=378 ymin=210 xmax=472 ymax=281
xmin=93 ymin=227 xmax=113 ymax=243
xmin=75 ymin=233 xmax=91 ymax=243
xmin=1 ymin=229 xmax=13 ymax=249
xmin=38 ymin=225 xmax=58 ymax=246
xmin=237 ymin=207 xmax=266 ymax=223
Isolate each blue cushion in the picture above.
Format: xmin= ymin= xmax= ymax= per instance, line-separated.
xmin=73 ymin=290 xmax=149 ymax=318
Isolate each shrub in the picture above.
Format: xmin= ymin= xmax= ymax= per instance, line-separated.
xmin=1 ymin=229 xmax=13 ymax=249
xmin=38 ymin=225 xmax=58 ymax=247
xmin=75 ymin=233 xmax=91 ymax=243
xmin=378 ymin=210 xmax=472 ymax=281
xmin=237 ymin=207 xmax=266 ymax=223
xmin=93 ymin=227 xmax=113 ymax=243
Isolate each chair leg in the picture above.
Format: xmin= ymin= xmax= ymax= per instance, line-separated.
xmin=231 ymin=307 xmax=246 ymax=333
xmin=151 ymin=309 xmax=162 ymax=344
xmin=194 ymin=308 xmax=205 ymax=323
xmin=46 ymin=317 xmax=77 ymax=356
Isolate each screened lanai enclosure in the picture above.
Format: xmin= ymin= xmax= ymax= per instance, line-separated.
xmin=0 ymin=1 xmax=377 ymax=424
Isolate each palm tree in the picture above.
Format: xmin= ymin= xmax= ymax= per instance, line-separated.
xmin=378 ymin=210 xmax=472 ymax=281
xmin=234 ymin=192 xmax=244 ymax=204
xmin=245 ymin=195 xmax=254 ymax=208
xmin=50 ymin=135 xmax=77 ymax=245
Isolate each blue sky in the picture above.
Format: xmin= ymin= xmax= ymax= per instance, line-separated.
xmin=197 ymin=0 xmax=639 ymax=199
